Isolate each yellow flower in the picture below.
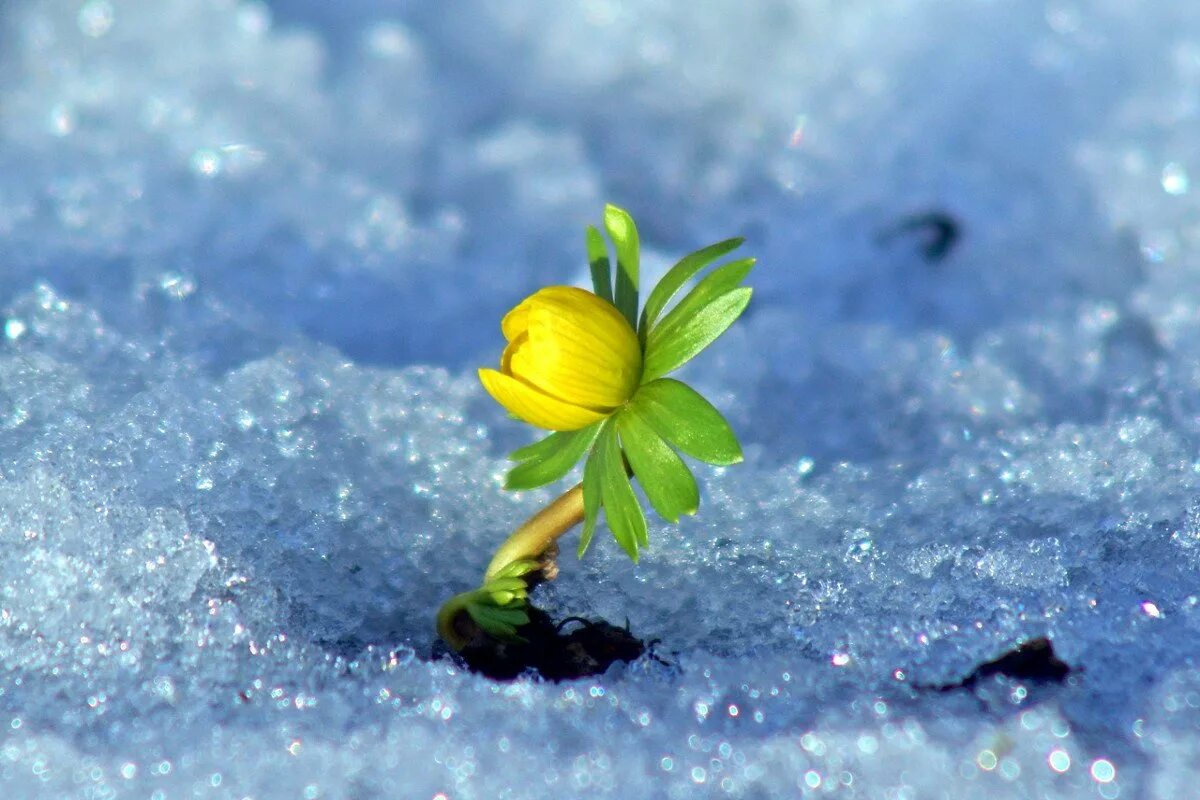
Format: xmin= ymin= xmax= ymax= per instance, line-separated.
xmin=479 ymin=286 xmax=642 ymax=431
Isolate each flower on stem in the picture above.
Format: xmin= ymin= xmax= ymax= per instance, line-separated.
xmin=487 ymin=204 xmax=752 ymax=562
xmin=478 ymin=287 xmax=642 ymax=431
xmin=442 ymin=203 xmax=754 ymax=648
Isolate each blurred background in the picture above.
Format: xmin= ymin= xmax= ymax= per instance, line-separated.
xmin=3 ymin=2 xmax=1200 ymax=797
xmin=0 ymin=0 xmax=1169 ymax=364
xmin=3 ymin=0 xmax=1187 ymax=471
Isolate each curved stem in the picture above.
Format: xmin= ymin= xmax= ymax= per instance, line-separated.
xmin=435 ymin=483 xmax=586 ymax=652
xmin=436 ymin=589 xmax=478 ymax=653
xmin=483 ymin=483 xmax=584 ymax=582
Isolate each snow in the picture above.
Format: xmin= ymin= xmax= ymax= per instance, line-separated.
xmin=1 ymin=0 xmax=1199 ymax=796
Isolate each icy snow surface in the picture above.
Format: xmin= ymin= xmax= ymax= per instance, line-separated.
xmin=2 ymin=0 xmax=1200 ymax=797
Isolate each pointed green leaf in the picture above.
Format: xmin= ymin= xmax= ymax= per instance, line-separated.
xmin=482 ymin=577 xmax=528 ymax=607
xmin=484 ymin=605 xmax=529 ymax=625
xmin=586 ymin=225 xmax=613 ymax=303
xmin=596 ymin=421 xmax=647 ymax=561
xmin=505 ymin=420 xmax=603 ymax=490
xmin=468 ymin=602 xmax=522 ymax=626
xmin=648 ymin=257 xmax=754 ymax=341
xmin=490 ymin=558 xmax=540 ymax=580
xmin=467 ymin=602 xmax=529 ymax=639
xmin=615 ymin=409 xmax=699 ymax=523
xmin=604 ymin=204 xmax=640 ymax=329
xmin=578 ymin=437 xmax=604 ymax=558
xmin=485 ymin=577 xmax=530 ymax=594
xmin=473 ymin=617 xmax=517 ymax=639
xmin=642 ymin=287 xmax=751 ymax=383
xmin=509 ymin=430 xmax=566 ymax=463
xmin=630 ymin=378 xmax=743 ymax=465
xmin=642 ymin=257 xmax=753 ymax=381
xmin=640 ymin=237 xmax=744 ymax=340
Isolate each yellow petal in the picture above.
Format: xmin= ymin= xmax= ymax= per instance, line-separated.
xmin=510 ymin=287 xmax=641 ymax=409
xmin=478 ymin=368 xmax=606 ymax=431
xmin=500 ymin=331 xmax=527 ymax=375
xmin=500 ymin=297 xmax=533 ymax=342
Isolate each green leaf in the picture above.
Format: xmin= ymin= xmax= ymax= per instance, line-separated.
xmin=615 ymin=409 xmax=699 ymax=523
xmin=578 ymin=432 xmax=605 ymax=558
xmin=509 ymin=431 xmax=565 ymax=463
xmin=642 ymin=257 xmax=753 ymax=381
xmin=467 ymin=602 xmax=530 ymax=640
xmin=604 ymin=204 xmax=640 ymax=329
xmin=505 ymin=421 xmax=603 ymax=490
xmin=642 ymin=287 xmax=751 ymax=383
xmin=639 ymin=237 xmax=743 ymax=340
xmin=470 ymin=602 xmax=527 ymax=622
xmin=630 ymin=379 xmax=743 ymax=465
xmin=585 ymin=225 xmax=613 ymax=303
xmin=489 ymin=558 xmax=540 ymax=580
xmin=483 ymin=575 xmax=529 ymax=607
xmin=650 ymin=257 xmax=754 ymax=340
xmin=485 ymin=576 xmax=530 ymax=594
xmin=596 ymin=421 xmax=647 ymax=561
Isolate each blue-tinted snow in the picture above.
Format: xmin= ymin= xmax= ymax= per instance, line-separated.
xmin=1 ymin=0 xmax=1199 ymax=797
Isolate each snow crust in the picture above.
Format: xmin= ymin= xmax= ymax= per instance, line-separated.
xmin=2 ymin=0 xmax=1200 ymax=796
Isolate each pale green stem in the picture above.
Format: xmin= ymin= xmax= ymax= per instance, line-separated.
xmin=436 ymin=483 xmax=585 ymax=652
xmin=484 ymin=483 xmax=584 ymax=582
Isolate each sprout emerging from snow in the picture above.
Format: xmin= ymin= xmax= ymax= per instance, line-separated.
xmin=437 ymin=204 xmax=754 ymax=652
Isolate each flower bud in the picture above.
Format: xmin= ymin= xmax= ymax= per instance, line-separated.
xmin=479 ymin=286 xmax=642 ymax=431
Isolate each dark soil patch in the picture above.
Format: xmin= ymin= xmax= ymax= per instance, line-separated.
xmin=922 ymin=637 xmax=1074 ymax=693
xmin=879 ymin=209 xmax=963 ymax=264
xmin=448 ymin=607 xmax=650 ymax=681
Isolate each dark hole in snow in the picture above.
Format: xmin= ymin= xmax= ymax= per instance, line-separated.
xmin=442 ymin=606 xmax=653 ymax=682
xmin=924 ymin=637 xmax=1074 ymax=693
xmin=879 ymin=210 xmax=962 ymax=264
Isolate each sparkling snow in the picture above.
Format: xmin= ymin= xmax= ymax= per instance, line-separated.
xmin=1 ymin=0 xmax=1199 ymax=797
